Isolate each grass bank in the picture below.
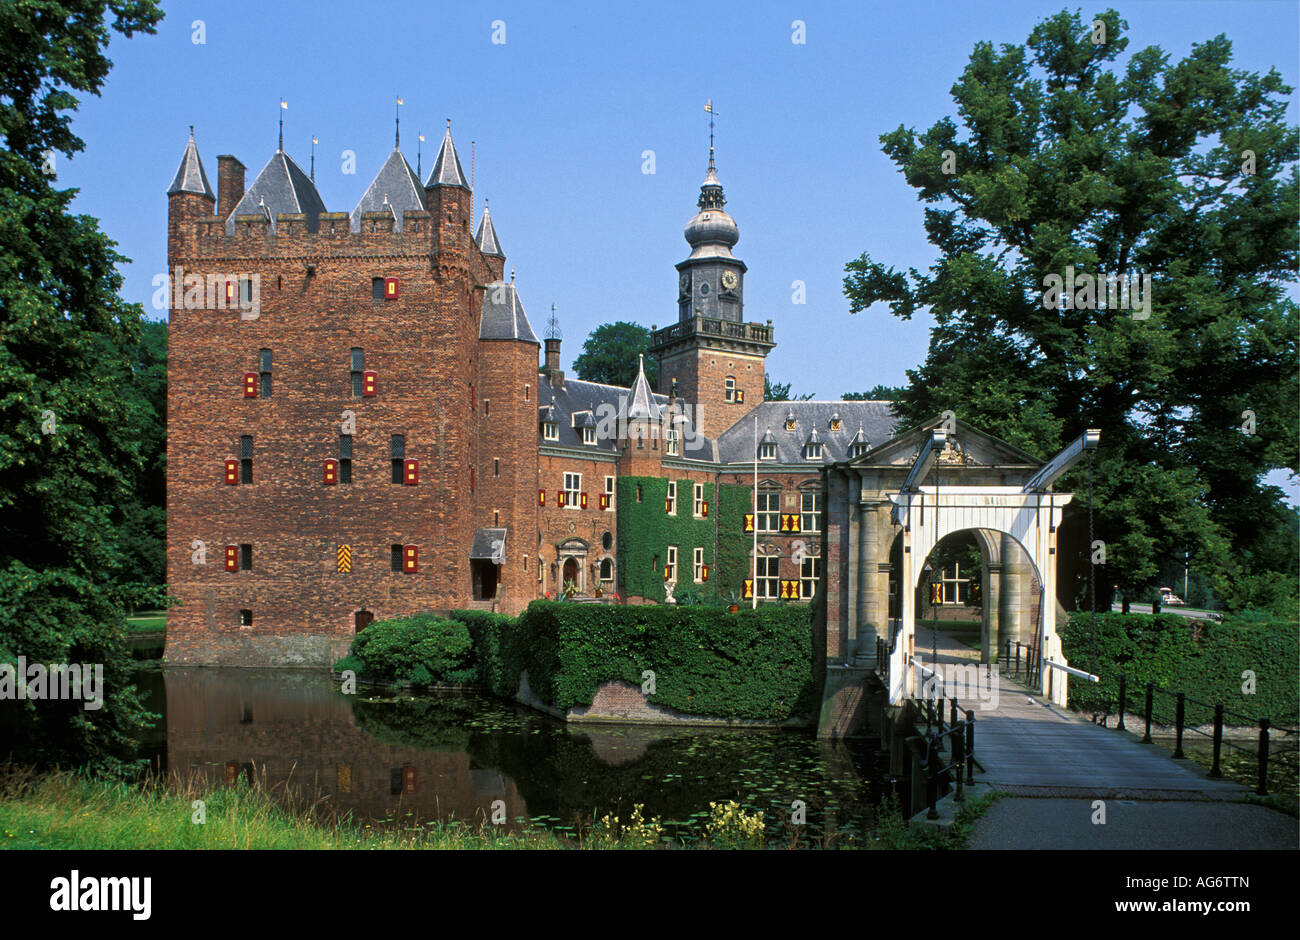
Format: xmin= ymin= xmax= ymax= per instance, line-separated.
xmin=0 ymin=767 xmax=987 ymax=850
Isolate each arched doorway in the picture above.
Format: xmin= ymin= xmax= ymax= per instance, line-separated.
xmin=562 ymin=557 xmax=578 ymax=589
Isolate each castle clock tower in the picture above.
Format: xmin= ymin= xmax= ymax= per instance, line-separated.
xmin=650 ymin=131 xmax=774 ymax=439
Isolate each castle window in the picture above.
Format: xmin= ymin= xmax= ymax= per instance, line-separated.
xmin=372 ymin=278 xmax=384 ymax=300
xmin=494 ymin=510 xmax=500 ymax=527
xmin=484 ymin=399 xmax=490 ymax=417
xmin=725 ymin=376 xmax=736 ymax=402
xmin=582 ymin=426 xmax=596 ymax=446
xmin=665 ymin=428 xmax=679 ymax=456
xmin=542 ymin=419 xmax=558 ymax=441
xmin=239 ymin=435 xmax=253 ymax=483
xmin=756 ymin=491 xmax=780 ymax=533
xmin=800 ymin=554 xmax=822 ymax=600
xmin=563 ymin=472 xmax=582 ymax=509
xmin=494 ymin=458 xmax=500 ymax=478
xmin=693 ymin=483 xmax=705 ymax=518
xmin=801 ymin=492 xmax=821 ymax=533
xmin=259 ymin=349 xmax=272 ymax=398
xmin=525 ymin=384 xmax=530 ymax=401
xmin=338 ymin=435 xmax=353 ymax=484
xmin=391 ymin=545 xmax=403 ymax=572
xmin=604 ymin=476 xmax=615 ymax=511
xmin=239 ymin=609 xmax=253 ymax=628
xmin=693 ymin=547 xmax=705 ymax=583
xmin=758 ymin=441 xmax=777 ymax=460
xmin=850 ymin=441 xmax=869 ymax=459
xmin=239 ymin=543 xmax=252 ymax=571
xmin=666 ymin=481 xmax=677 ymax=516
xmin=665 ymin=546 xmax=678 ymax=583
xmin=756 ymin=555 xmax=780 ymax=600
xmin=350 ymin=349 xmax=364 ymax=397
xmin=600 ymin=558 xmax=613 ymax=584
xmin=391 ymin=435 xmax=405 ymax=484
xmin=803 ymin=442 xmax=822 ymax=460
xmin=636 ymin=483 xmax=643 ymax=503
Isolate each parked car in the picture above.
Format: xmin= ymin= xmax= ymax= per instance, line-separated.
xmin=1158 ymin=586 xmax=1186 ymax=606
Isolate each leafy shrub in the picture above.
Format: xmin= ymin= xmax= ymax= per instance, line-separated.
xmin=507 ymin=601 xmax=816 ymax=720
xmin=336 ymin=614 xmax=476 ymax=686
xmin=1061 ymin=611 xmax=1298 ymax=725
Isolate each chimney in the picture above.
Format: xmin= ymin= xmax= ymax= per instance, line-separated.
xmin=217 ymin=155 xmax=246 ymax=220
xmin=544 ymin=337 xmax=562 ymax=376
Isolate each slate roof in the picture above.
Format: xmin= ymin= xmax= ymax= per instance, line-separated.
xmin=715 ymin=400 xmax=898 ymax=465
xmin=626 ymin=356 xmax=659 ymax=420
xmin=167 ymin=131 xmax=215 ymax=200
xmin=479 ymin=281 xmax=539 ymax=343
xmin=537 ymin=375 xmax=668 ymax=454
xmin=470 ymin=527 xmax=507 ymax=562
xmin=426 ymin=124 xmax=468 ymax=188
xmin=350 ymin=147 xmax=426 ymax=232
xmin=225 ymin=150 xmax=327 ymax=233
xmin=475 ymin=202 xmax=504 ymax=256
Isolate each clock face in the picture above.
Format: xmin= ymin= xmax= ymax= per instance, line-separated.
xmin=721 ymin=270 xmax=738 ymax=290
xmin=679 ymin=273 xmax=690 ymax=294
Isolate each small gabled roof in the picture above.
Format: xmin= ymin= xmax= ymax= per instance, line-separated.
xmin=539 ymin=398 xmax=557 ymax=423
xmin=168 ymin=130 xmax=215 ymax=200
xmin=480 ymin=280 xmax=539 ymax=344
xmin=426 ymin=123 xmax=468 ymax=189
xmin=470 ymin=527 xmax=507 ymax=563
xmin=225 ymin=149 xmax=326 ymax=232
xmin=350 ymin=147 xmax=426 ymax=232
xmin=475 ymin=201 xmax=504 ymax=256
xmin=717 ymin=400 xmax=898 ymax=464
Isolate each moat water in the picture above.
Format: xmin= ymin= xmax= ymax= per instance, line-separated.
xmin=135 ymin=665 xmax=896 ymax=845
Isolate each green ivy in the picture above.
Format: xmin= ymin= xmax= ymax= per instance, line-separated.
xmin=1060 ymin=611 xmax=1298 ymax=726
xmin=335 ymin=614 xmax=477 ymax=686
xmin=497 ymin=601 xmax=817 ymax=720
xmin=616 ymin=476 xmax=719 ymax=602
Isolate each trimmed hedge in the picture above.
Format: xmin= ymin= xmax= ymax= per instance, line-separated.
xmin=334 ymin=613 xmax=476 ymax=686
xmin=497 ymin=601 xmax=817 ymax=720
xmin=1060 ymin=611 xmax=1298 ymax=726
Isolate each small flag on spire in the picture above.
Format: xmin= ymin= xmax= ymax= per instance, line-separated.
xmin=704 ymin=99 xmax=713 ymax=113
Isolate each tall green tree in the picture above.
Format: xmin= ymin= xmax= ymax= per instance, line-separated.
xmin=843 ymin=386 xmax=905 ymax=401
xmin=572 ymin=320 xmax=658 ymax=389
xmin=0 ymin=0 xmax=164 ymax=772
xmin=843 ymin=9 xmax=1298 ymax=612
xmin=764 ymin=375 xmax=815 ymax=401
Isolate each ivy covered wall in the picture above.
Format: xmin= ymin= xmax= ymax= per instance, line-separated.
xmin=616 ymin=475 xmax=717 ymax=602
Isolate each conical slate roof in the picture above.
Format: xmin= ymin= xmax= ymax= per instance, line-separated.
xmin=475 ymin=201 xmax=504 ymax=256
xmin=168 ymin=130 xmax=215 ymax=200
xmin=626 ymin=355 xmax=659 ymax=420
xmin=350 ymin=147 xmax=426 ymax=232
xmin=225 ymin=149 xmax=326 ymax=233
xmin=426 ymin=124 xmax=468 ymax=188
xmin=479 ymin=280 xmax=539 ymax=343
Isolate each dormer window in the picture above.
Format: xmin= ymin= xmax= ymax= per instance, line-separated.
xmin=582 ymin=426 xmax=596 ymax=445
xmin=543 ymin=421 xmax=559 ymax=442
xmin=804 ymin=442 xmax=823 ymax=460
xmin=849 ymin=441 xmax=869 ymax=459
xmin=829 ymin=413 xmax=842 ymax=431
xmin=758 ymin=441 xmax=777 ymax=460
xmin=785 ymin=411 xmax=796 ymax=432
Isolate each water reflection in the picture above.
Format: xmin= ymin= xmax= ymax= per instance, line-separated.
xmin=147 ymin=667 xmax=891 ymax=844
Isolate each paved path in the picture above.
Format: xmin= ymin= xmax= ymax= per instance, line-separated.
xmin=909 ymin=627 xmax=1295 ymax=848
xmin=968 ymin=798 xmax=1299 ymax=850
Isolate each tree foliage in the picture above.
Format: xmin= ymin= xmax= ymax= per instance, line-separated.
xmin=842 ymin=386 xmax=905 ymax=401
xmin=571 ymin=321 xmax=658 ymax=389
xmin=764 ymin=375 xmax=815 ymax=401
xmin=0 ymin=0 xmax=164 ymax=772
xmin=843 ymin=9 xmax=1298 ymax=610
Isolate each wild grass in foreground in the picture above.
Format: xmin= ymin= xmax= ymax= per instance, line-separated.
xmin=0 ymin=766 xmax=997 ymax=849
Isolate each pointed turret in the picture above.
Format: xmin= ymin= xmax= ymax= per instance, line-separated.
xmin=350 ymin=146 xmax=426 ymax=232
xmin=168 ymin=128 xmax=216 ymax=200
xmin=626 ymin=355 xmax=658 ymax=421
xmin=480 ymin=279 xmax=539 ymax=344
xmin=426 ymin=121 xmax=469 ymax=189
xmin=475 ymin=200 xmax=504 ymax=256
xmin=225 ymin=147 xmax=326 ymax=233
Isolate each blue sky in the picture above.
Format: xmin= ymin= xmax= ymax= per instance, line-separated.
xmin=62 ymin=0 xmax=1298 ymax=493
